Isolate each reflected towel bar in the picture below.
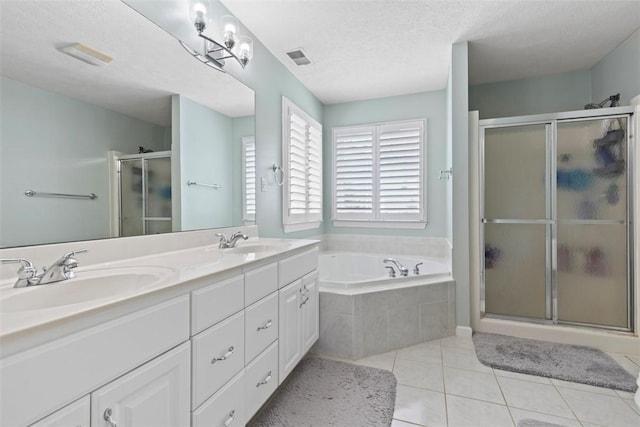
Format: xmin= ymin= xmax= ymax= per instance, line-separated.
xmin=24 ymin=189 xmax=98 ymax=200
xmin=187 ymin=180 xmax=222 ymax=189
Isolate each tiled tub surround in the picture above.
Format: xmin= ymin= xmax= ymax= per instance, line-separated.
xmin=312 ymin=234 xmax=455 ymax=360
xmin=314 ymin=278 xmax=456 ymax=360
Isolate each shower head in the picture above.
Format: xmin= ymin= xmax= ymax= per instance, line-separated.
xmin=585 ymin=93 xmax=620 ymax=110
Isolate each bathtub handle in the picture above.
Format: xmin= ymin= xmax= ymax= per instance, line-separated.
xmin=414 ymin=262 xmax=423 ymax=275
xmin=385 ymin=266 xmax=396 ymax=278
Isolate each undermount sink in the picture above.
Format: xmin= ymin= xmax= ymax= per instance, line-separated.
xmin=224 ymin=242 xmax=289 ymax=254
xmin=0 ymin=266 xmax=174 ymax=313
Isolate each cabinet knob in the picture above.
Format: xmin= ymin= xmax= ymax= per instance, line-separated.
xmin=103 ymin=408 xmax=117 ymax=427
xmin=256 ymin=370 xmax=272 ymax=387
xmin=223 ymin=410 xmax=236 ymax=427
xmin=257 ymin=319 xmax=272 ymax=331
xmin=211 ymin=346 xmax=234 ymax=364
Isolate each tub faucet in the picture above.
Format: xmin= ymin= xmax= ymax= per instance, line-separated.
xmin=38 ymin=250 xmax=87 ymax=284
xmin=384 ymin=258 xmax=408 ymax=277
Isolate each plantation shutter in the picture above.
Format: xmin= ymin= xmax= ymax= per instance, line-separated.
xmin=333 ymin=126 xmax=375 ymax=219
xmin=242 ymin=136 xmax=256 ymax=221
xmin=283 ymin=97 xmax=323 ymax=229
xmin=378 ymin=121 xmax=424 ymax=220
xmin=332 ymin=119 xmax=425 ymax=224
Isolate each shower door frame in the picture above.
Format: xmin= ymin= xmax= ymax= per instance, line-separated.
xmin=116 ymin=150 xmax=172 ymax=237
xmin=479 ymin=106 xmax=635 ymax=332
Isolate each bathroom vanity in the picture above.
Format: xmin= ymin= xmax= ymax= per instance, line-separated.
xmin=0 ymin=237 xmax=319 ymax=427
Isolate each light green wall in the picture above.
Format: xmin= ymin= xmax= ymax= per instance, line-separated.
xmin=211 ymin=2 xmax=324 ymax=239
xmin=450 ymin=42 xmax=471 ymax=328
xmin=0 ymin=77 xmax=167 ymax=247
xmin=172 ymin=95 xmax=234 ymax=231
xmin=232 ymin=115 xmax=256 ymax=225
xmin=591 ymin=28 xmax=640 ymax=106
xmin=469 ymin=70 xmax=592 ymax=119
xmin=322 ymin=91 xmax=447 ymax=236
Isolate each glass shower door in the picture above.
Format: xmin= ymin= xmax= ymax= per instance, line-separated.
xmin=482 ymin=124 xmax=551 ymax=320
xmin=555 ymin=117 xmax=629 ymax=328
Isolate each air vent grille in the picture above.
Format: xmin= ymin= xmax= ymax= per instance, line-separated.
xmin=286 ymin=49 xmax=311 ymax=66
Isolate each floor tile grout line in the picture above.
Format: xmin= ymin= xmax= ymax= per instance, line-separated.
xmin=549 ymin=382 xmax=584 ymax=423
xmin=391 ymin=418 xmax=427 ymax=427
xmin=440 ymin=340 xmax=450 ymax=427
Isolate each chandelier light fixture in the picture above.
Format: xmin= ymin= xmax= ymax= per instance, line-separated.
xmin=182 ymin=0 xmax=253 ymax=72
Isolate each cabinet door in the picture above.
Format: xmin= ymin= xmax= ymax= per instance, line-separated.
xmin=91 ymin=342 xmax=190 ymax=427
xmin=301 ymin=270 xmax=320 ymax=354
xmin=30 ymin=396 xmax=90 ymax=427
xmin=278 ymin=280 xmax=302 ymax=384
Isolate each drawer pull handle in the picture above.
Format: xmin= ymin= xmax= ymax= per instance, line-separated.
xmin=256 ymin=370 xmax=272 ymax=387
xmin=223 ymin=409 xmax=236 ymax=427
xmin=257 ymin=319 xmax=273 ymax=331
xmin=104 ymin=408 xmax=117 ymax=427
xmin=211 ymin=346 xmax=234 ymax=364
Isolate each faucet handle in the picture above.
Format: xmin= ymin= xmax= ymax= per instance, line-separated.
xmin=216 ymin=233 xmax=229 ymax=248
xmin=1 ymin=258 xmax=39 ymax=287
xmin=414 ymin=262 xmax=423 ymax=275
xmin=385 ymin=266 xmax=396 ymax=278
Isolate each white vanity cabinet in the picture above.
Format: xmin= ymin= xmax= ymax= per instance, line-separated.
xmin=3 ymin=242 xmax=320 ymax=427
xmin=277 ymin=248 xmax=320 ymax=385
xmin=90 ymin=342 xmax=191 ymax=427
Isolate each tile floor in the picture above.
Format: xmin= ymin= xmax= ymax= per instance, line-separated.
xmin=332 ymin=335 xmax=640 ymax=427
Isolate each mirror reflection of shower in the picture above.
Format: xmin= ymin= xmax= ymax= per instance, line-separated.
xmin=112 ymin=151 xmax=172 ymax=237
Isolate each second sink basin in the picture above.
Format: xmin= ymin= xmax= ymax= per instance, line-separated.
xmin=224 ymin=242 xmax=289 ymax=255
xmin=0 ymin=266 xmax=174 ymax=313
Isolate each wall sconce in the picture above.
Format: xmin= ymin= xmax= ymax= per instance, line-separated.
xmin=182 ymin=0 xmax=253 ymax=72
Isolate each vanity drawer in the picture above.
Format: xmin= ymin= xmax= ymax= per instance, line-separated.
xmin=30 ymin=395 xmax=90 ymax=427
xmin=245 ymin=262 xmax=278 ymax=306
xmin=1 ymin=295 xmax=189 ymax=427
xmin=278 ymin=247 xmax=319 ymax=288
xmin=192 ymin=371 xmax=246 ymax=427
xmin=191 ymin=274 xmax=244 ymax=335
xmin=245 ymin=341 xmax=279 ymax=420
xmin=191 ymin=311 xmax=245 ymax=409
xmin=245 ymin=292 xmax=278 ymax=363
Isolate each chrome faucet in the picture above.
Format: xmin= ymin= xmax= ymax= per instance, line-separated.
xmin=1 ymin=258 xmax=39 ymax=288
xmin=38 ymin=250 xmax=87 ymax=284
xmin=216 ymin=231 xmax=249 ymax=249
xmin=1 ymin=249 xmax=87 ymax=288
xmin=383 ymin=258 xmax=409 ymax=277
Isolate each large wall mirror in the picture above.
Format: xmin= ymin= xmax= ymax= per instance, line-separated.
xmin=0 ymin=0 xmax=256 ymax=248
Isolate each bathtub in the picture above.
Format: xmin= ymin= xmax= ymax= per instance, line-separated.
xmin=319 ymin=252 xmax=450 ymax=290
xmin=314 ymin=251 xmax=454 ymax=360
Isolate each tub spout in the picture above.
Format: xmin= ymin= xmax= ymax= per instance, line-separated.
xmin=384 ymin=258 xmax=408 ymax=277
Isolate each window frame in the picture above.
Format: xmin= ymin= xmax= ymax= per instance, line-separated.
xmin=331 ymin=118 xmax=427 ymax=229
xmin=241 ymin=136 xmax=256 ymax=224
xmin=282 ymin=97 xmax=323 ymax=233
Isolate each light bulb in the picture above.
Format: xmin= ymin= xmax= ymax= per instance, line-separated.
xmin=238 ymin=35 xmax=253 ymax=66
xmin=189 ymin=0 xmax=210 ymax=33
xmin=221 ymin=15 xmax=239 ymax=49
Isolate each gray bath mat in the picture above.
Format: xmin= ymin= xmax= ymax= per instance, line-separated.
xmin=249 ymin=357 xmax=397 ymax=426
xmin=473 ymin=332 xmax=637 ymax=392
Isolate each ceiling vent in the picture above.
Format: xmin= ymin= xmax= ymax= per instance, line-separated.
xmin=286 ymin=49 xmax=311 ymax=66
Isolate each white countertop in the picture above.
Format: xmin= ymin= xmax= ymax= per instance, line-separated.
xmin=0 ymin=238 xmax=318 ymax=342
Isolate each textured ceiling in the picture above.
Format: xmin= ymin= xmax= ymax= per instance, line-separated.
xmin=0 ymin=0 xmax=254 ymax=126
xmin=221 ymin=0 xmax=640 ymax=105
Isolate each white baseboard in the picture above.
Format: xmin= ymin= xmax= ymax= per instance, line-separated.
xmin=456 ymin=326 xmax=473 ymax=337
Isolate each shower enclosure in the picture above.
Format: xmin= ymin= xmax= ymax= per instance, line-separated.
xmin=117 ymin=151 xmax=172 ymax=237
xmin=480 ymin=107 xmax=634 ymax=331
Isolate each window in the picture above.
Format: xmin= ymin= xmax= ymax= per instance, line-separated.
xmin=242 ymin=136 xmax=256 ymax=223
xmin=332 ymin=119 xmax=426 ymax=228
xmin=282 ymin=97 xmax=322 ymax=232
